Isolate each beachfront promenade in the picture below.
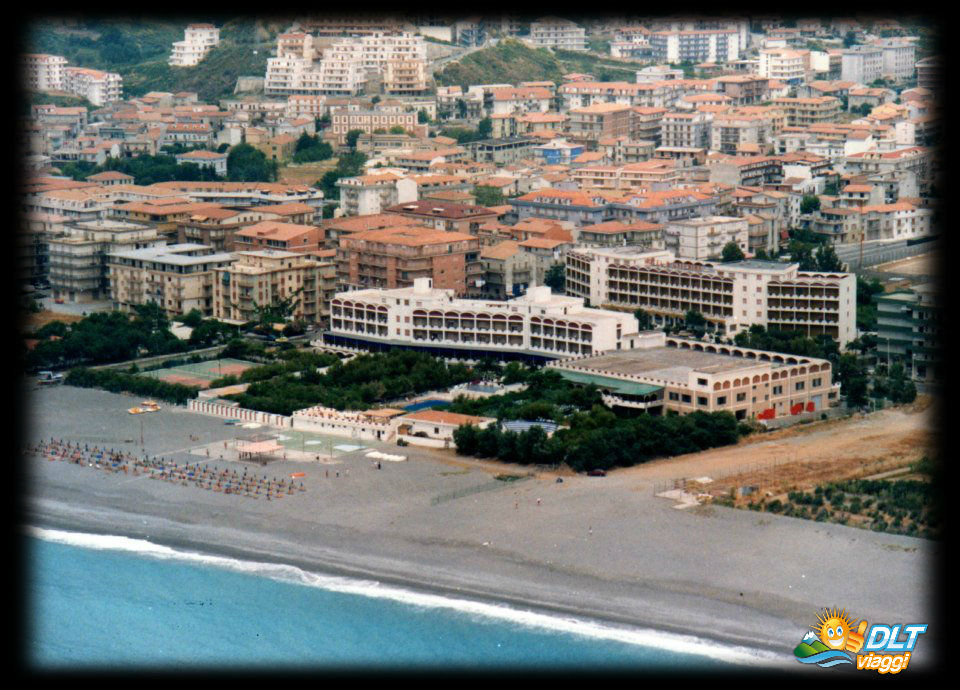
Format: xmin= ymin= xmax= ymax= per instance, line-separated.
xmin=24 ymin=385 xmax=936 ymax=668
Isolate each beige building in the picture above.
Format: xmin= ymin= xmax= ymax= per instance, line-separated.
xmin=22 ymin=53 xmax=68 ymax=91
xmin=48 ymin=219 xmax=162 ymax=303
xmin=771 ymin=97 xmax=841 ymax=127
xmin=529 ymin=17 xmax=588 ymax=51
xmin=108 ymin=243 xmax=235 ymax=317
xmin=548 ymin=333 xmax=841 ymax=421
xmin=663 ymin=216 xmax=749 ymax=260
xmin=565 ymin=249 xmax=857 ymax=345
xmin=213 ymin=250 xmax=325 ymax=326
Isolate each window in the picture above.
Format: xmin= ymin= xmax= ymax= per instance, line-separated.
xmin=697 ymin=378 xmax=708 ymax=386
xmin=697 ymin=396 xmax=708 ymax=406
xmin=812 ymin=377 xmax=822 ymax=387
xmin=773 ymin=385 xmax=783 ymax=395
xmin=668 ymin=392 xmax=679 ymax=401
xmin=717 ymin=396 xmax=727 ymax=405
xmin=681 ymin=394 xmax=692 ymax=403
xmin=736 ymin=392 xmax=746 ymax=402
xmin=795 ymin=381 xmax=805 ymax=391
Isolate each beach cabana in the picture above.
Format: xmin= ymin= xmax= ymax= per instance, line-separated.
xmin=236 ymin=439 xmax=284 ymax=465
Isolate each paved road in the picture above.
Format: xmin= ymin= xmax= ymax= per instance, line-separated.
xmin=833 ymin=239 xmax=938 ymax=271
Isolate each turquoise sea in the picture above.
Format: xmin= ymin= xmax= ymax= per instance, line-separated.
xmin=26 ymin=528 xmax=767 ymax=670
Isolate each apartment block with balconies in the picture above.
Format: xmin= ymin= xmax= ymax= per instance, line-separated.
xmin=213 ymin=250 xmax=323 ymax=325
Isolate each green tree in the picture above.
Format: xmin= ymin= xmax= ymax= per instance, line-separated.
xmin=417 ymin=108 xmax=430 ymax=124
xmin=473 ymin=185 xmax=505 ymax=207
xmin=721 ymin=242 xmax=745 ymax=263
xmin=634 ymin=308 xmax=652 ymax=330
xmin=477 ymin=117 xmax=492 ymax=139
xmin=227 ymin=144 xmax=277 ymax=182
xmin=456 ymin=98 xmax=468 ymax=119
xmin=685 ymin=310 xmax=707 ymax=335
xmin=815 ymin=244 xmax=845 ymax=272
xmin=544 ymin=264 xmax=565 ymax=292
xmin=801 ymin=194 xmax=821 ymax=214
xmin=180 ymin=309 xmax=204 ymax=329
xmin=389 ymin=125 xmax=406 ymax=134
xmin=345 ymin=129 xmax=364 ymax=150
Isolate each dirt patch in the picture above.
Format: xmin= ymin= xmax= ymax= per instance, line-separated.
xmin=158 ymin=374 xmax=211 ymax=389
xmin=216 ymin=364 xmax=252 ymax=377
xmin=278 ymin=161 xmax=338 ymax=186
xmin=874 ymin=253 xmax=935 ymax=276
xmin=25 ymin=310 xmax=84 ymax=331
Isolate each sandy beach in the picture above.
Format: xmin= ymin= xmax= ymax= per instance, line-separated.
xmin=24 ymin=385 xmax=938 ymax=669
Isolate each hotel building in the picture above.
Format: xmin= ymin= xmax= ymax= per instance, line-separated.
xmin=548 ymin=332 xmax=840 ymax=420
xmin=564 ymin=249 xmax=856 ymax=345
xmin=326 ymin=279 xmax=642 ymax=363
xmin=169 ymin=24 xmax=220 ymax=67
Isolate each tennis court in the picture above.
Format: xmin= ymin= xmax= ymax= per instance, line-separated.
xmin=272 ymin=429 xmax=368 ymax=458
xmin=141 ymin=358 xmax=258 ymax=389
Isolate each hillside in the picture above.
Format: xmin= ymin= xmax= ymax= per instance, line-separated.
xmin=436 ymin=38 xmax=639 ymax=88
xmin=24 ymin=18 xmax=275 ymax=103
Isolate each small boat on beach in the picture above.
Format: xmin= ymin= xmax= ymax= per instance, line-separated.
xmin=128 ymin=407 xmax=145 ymax=415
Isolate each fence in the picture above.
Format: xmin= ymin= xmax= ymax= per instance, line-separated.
xmin=651 ymin=456 xmax=795 ymax=496
xmin=188 ymin=399 xmax=292 ymax=428
xmin=431 ymin=475 xmax=532 ymax=506
xmin=91 ymin=344 xmax=229 ymax=372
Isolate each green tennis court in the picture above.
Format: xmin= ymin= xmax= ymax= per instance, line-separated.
xmin=142 ymin=358 xmax=258 ymax=389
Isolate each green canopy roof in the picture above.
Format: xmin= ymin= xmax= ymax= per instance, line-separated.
xmin=556 ymin=369 xmax=663 ymax=397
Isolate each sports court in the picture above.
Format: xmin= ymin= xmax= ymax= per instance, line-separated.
xmin=271 ymin=429 xmax=369 ymax=458
xmin=141 ymin=358 xmax=258 ymax=389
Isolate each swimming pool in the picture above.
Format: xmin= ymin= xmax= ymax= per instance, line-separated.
xmin=403 ymin=399 xmax=450 ymax=412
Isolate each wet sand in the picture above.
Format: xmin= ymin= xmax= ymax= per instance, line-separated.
xmin=24 ymin=386 xmax=938 ymax=669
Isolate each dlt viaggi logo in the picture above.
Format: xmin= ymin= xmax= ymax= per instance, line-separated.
xmin=793 ymin=607 xmax=927 ymax=673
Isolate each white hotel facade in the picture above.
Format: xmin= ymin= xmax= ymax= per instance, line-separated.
xmin=565 ymin=249 xmax=857 ymax=346
xmin=325 ymin=278 xmax=642 ymax=362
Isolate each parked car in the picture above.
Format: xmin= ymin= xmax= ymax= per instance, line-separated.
xmin=587 ymin=469 xmax=606 ymax=477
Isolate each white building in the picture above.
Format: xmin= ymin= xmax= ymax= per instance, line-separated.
xmin=757 ymin=49 xmax=810 ymax=85
xmin=647 ymin=30 xmax=740 ymax=64
xmin=874 ymin=38 xmax=916 ymax=82
xmin=529 ymin=17 xmax=588 ymax=51
xmin=327 ymin=278 xmax=643 ymax=361
xmin=565 ymin=249 xmax=857 ymax=345
xmin=841 ymin=46 xmax=883 ymax=85
xmin=336 ymin=173 xmax=417 ymax=216
xmin=22 ymin=53 xmax=67 ymax=91
xmin=169 ymin=23 xmax=220 ymax=67
xmin=175 ymin=149 xmax=228 ymax=176
xmin=663 ymin=216 xmax=749 ymax=261
xmin=62 ymin=67 xmax=123 ymax=106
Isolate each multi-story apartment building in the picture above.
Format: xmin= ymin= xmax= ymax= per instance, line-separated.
xmin=710 ymin=113 xmax=773 ymax=154
xmin=598 ymin=137 xmax=657 ymax=164
xmin=327 ymin=279 xmax=641 ymax=363
xmin=108 ymin=243 xmax=235 ymax=318
xmin=770 ymin=97 xmax=841 ymax=128
xmin=47 ymin=219 xmax=163 ymax=303
xmin=62 ymin=67 xmax=123 ymax=106
xmin=336 ymin=226 xmax=481 ymax=295
xmin=478 ymin=241 xmax=534 ymax=299
xmin=169 ymin=24 xmax=220 ymax=67
xmin=875 ymin=284 xmax=938 ymax=382
xmin=577 ymin=221 xmax=664 ymax=249
xmin=567 ymin=103 xmax=651 ymax=147
xmin=337 ymin=173 xmax=417 ymax=216
xmin=488 ymin=87 xmax=553 ymax=116
xmin=915 ymin=57 xmax=939 ymax=90
xmin=548 ymin=332 xmax=841 ymax=420
xmin=841 ymin=46 xmax=883 ymax=85
xmin=647 ymin=29 xmax=740 ymax=64
xmin=757 ymin=49 xmax=810 ymax=85
xmin=176 ymin=207 xmax=288 ymax=252
xmin=873 ymin=38 xmax=916 ymax=82
xmin=660 ymin=111 xmax=711 ymax=149
xmin=233 ymin=221 xmax=322 ymax=254
xmin=382 ymin=200 xmax=499 ymax=234
xmin=565 ymin=249 xmax=856 ymax=345
xmin=572 ymin=160 xmax=680 ymax=193
xmin=529 ymin=17 xmax=588 ymax=51
xmin=22 ymin=53 xmax=67 ymax=91
xmin=213 ymin=250 xmax=324 ymax=325
xmin=714 ymin=75 xmax=768 ymax=105
xmin=558 ymin=81 xmax=679 ymax=111
xmin=662 ymin=216 xmax=749 ymax=260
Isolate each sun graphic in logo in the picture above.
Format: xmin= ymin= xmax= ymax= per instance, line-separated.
xmin=814 ymin=607 xmax=860 ymax=651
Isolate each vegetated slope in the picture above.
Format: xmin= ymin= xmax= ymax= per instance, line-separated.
xmin=24 ymin=18 xmax=274 ymax=103
xmin=436 ymin=38 xmax=639 ymax=88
